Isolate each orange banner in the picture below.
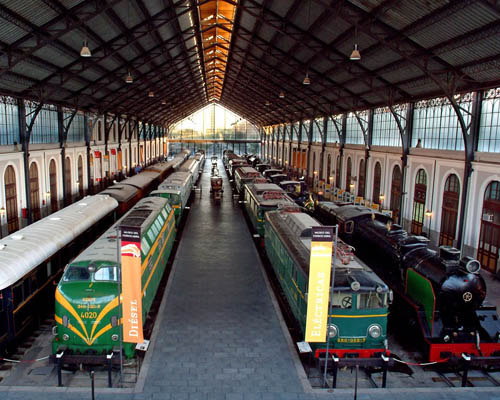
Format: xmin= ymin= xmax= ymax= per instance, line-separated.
xmin=120 ymin=227 xmax=144 ymax=343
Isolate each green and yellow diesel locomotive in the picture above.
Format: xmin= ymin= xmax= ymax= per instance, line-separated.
xmin=265 ymin=208 xmax=391 ymax=358
xmin=53 ymin=196 xmax=176 ymax=359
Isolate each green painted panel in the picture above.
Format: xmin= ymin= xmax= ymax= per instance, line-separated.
xmin=406 ymin=269 xmax=435 ymax=333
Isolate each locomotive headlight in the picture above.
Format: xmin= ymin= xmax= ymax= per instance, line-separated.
xmin=460 ymin=257 xmax=481 ymax=274
xmin=368 ymin=324 xmax=382 ymax=338
xmin=63 ymin=334 xmax=70 ymax=341
xmin=328 ymin=324 xmax=338 ymax=338
xmin=111 ymin=334 xmax=119 ymax=342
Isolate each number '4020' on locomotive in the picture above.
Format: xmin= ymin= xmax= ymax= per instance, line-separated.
xmin=264 ymin=207 xmax=391 ymax=359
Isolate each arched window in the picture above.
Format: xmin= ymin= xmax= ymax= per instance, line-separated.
xmin=65 ymin=156 xmax=72 ymax=204
xmin=312 ymin=152 xmax=316 ymax=177
xmin=97 ymin=120 xmax=102 ymax=141
xmin=49 ymin=159 xmax=58 ymax=212
xmin=282 ymin=141 xmax=286 ymax=169
xmin=335 ymin=155 xmax=341 ymax=188
xmin=89 ymin=154 xmax=94 ymax=194
xmin=411 ymin=169 xmax=427 ymax=235
xmin=326 ymin=154 xmax=331 ymax=183
xmin=346 ymin=157 xmax=352 ymax=191
xmin=390 ymin=165 xmax=402 ymax=222
xmin=104 ymin=151 xmax=110 ymax=178
xmin=29 ymin=162 xmax=41 ymax=221
xmin=78 ymin=155 xmax=84 ymax=198
xmin=358 ymin=159 xmax=365 ymax=197
xmin=4 ymin=166 xmax=19 ymax=233
xmin=477 ymin=181 xmax=500 ymax=273
xmin=439 ymin=174 xmax=460 ymax=246
xmin=373 ymin=162 xmax=382 ymax=204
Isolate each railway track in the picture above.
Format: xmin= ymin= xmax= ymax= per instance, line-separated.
xmin=434 ymin=368 xmax=500 ymax=387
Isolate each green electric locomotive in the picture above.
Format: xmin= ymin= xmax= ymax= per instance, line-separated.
xmin=264 ymin=208 xmax=391 ymax=358
xmin=244 ymin=182 xmax=296 ymax=237
xmin=53 ymin=196 xmax=176 ymax=359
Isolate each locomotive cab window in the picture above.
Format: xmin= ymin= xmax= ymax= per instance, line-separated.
xmin=357 ymin=292 xmax=387 ymax=309
xmin=93 ymin=266 xmax=119 ymax=281
xmin=63 ymin=266 xmax=91 ymax=281
xmin=170 ymin=194 xmax=180 ymax=204
xmin=332 ymin=292 xmax=352 ymax=309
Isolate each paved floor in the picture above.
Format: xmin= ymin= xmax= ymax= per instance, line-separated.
xmin=136 ymin=160 xmax=305 ymax=399
xmin=1 ymin=158 xmax=500 ymax=399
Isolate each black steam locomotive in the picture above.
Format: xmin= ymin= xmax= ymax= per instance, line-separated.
xmin=314 ymin=202 xmax=500 ymax=363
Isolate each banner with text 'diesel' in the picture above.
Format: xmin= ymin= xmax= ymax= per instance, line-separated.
xmin=120 ymin=226 xmax=144 ymax=343
xmin=305 ymin=226 xmax=334 ymax=342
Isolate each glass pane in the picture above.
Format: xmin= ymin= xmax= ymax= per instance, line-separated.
xmin=94 ymin=266 xmax=119 ymax=281
xmin=63 ymin=266 xmax=91 ymax=281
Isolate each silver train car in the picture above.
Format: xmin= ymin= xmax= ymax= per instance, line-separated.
xmin=0 ymin=195 xmax=118 ymax=353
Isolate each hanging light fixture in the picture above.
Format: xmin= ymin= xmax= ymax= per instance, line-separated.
xmin=161 ymin=99 xmax=166 ymax=105
xmin=148 ymin=90 xmax=154 ymax=97
xmin=80 ymin=40 xmax=91 ymax=57
xmin=350 ymin=44 xmax=361 ymax=61
xmin=350 ymin=24 xmax=361 ymax=61
xmin=279 ymin=91 xmax=285 ymax=99
xmin=80 ymin=24 xmax=91 ymax=57
xmin=265 ymin=100 xmax=270 ymax=106
xmin=303 ymin=71 xmax=310 ymax=85
xmin=125 ymin=70 xmax=133 ymax=84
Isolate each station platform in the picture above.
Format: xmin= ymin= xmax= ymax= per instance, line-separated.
xmin=1 ymin=160 xmax=500 ymax=400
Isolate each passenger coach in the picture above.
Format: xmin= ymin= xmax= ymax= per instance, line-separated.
xmin=0 ymin=195 xmax=118 ymax=353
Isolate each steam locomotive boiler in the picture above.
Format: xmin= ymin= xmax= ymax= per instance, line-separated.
xmin=314 ymin=202 xmax=500 ymax=363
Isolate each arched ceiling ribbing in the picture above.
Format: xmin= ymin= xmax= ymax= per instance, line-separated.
xmin=0 ymin=0 xmax=499 ymax=127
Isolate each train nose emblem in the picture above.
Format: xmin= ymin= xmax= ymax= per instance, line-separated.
xmin=463 ymin=292 xmax=473 ymax=302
